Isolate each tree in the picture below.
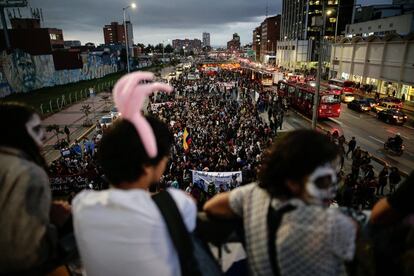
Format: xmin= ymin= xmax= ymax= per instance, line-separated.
xmin=81 ymin=104 xmax=93 ymax=126
xmin=155 ymin=43 xmax=164 ymax=53
xmin=164 ymin=44 xmax=174 ymax=53
xmin=46 ymin=124 xmax=63 ymax=141
xmin=145 ymin=44 xmax=154 ymax=54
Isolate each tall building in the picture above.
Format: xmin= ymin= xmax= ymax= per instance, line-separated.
xmin=281 ymin=0 xmax=354 ymax=41
xmin=202 ymin=32 xmax=211 ymax=47
xmin=260 ymin=15 xmax=281 ymax=62
xmin=252 ymin=26 xmax=262 ymax=61
xmin=227 ymin=33 xmax=241 ymax=51
xmin=103 ymin=21 xmax=134 ymax=56
xmin=277 ymin=0 xmax=354 ymax=70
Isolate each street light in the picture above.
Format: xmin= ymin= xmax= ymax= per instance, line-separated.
xmin=123 ymin=3 xmax=136 ymax=73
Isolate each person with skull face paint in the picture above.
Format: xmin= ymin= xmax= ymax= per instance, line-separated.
xmin=204 ymin=130 xmax=357 ymax=276
xmin=0 ymin=103 xmax=71 ymax=274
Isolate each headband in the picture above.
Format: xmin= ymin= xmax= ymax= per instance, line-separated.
xmin=113 ymin=72 xmax=173 ymax=158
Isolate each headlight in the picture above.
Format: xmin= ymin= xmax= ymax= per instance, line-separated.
xmin=393 ymin=115 xmax=398 ymax=118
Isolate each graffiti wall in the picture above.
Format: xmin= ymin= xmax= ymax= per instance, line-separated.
xmin=0 ymin=49 xmax=119 ymax=98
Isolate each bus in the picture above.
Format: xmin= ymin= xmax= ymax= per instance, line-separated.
xmin=328 ymin=79 xmax=355 ymax=93
xmin=261 ymin=72 xmax=273 ymax=86
xmin=278 ymin=80 xmax=342 ymax=118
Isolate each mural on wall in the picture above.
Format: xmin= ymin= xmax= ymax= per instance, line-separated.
xmin=0 ymin=49 xmax=119 ymax=98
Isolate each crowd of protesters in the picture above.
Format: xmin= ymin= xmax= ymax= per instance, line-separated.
xmin=1 ymin=67 xmax=414 ymax=276
xmin=147 ymin=70 xmax=278 ymax=208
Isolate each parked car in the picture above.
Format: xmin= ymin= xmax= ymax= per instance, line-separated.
xmin=341 ymin=92 xmax=355 ymax=103
xmin=373 ymin=102 xmax=400 ymax=113
xmin=347 ymin=99 xmax=371 ymax=112
xmin=377 ymin=109 xmax=408 ymax=125
xmin=99 ymin=115 xmax=114 ymax=128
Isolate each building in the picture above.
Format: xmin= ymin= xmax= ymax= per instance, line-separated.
xmin=394 ymin=0 xmax=414 ymax=4
xmin=10 ymin=18 xmax=40 ymax=29
xmin=64 ymin=40 xmax=82 ymax=48
xmin=354 ymin=4 xmax=414 ymax=23
xmin=172 ymin=39 xmax=202 ymax=52
xmin=345 ymin=13 xmax=414 ymax=37
xmin=202 ymin=32 xmax=211 ymax=47
xmin=277 ymin=0 xmax=354 ymax=70
xmin=331 ymin=33 xmax=414 ymax=101
xmin=0 ymin=17 xmax=64 ymax=54
xmin=227 ymin=33 xmax=241 ymax=51
xmin=260 ymin=15 xmax=281 ymax=63
xmin=103 ymin=21 xmax=134 ymax=55
xmin=252 ymin=26 xmax=262 ymax=61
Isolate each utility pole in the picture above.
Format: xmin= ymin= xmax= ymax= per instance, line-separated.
xmin=312 ymin=0 xmax=326 ymax=129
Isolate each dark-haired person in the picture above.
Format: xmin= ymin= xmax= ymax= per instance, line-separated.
xmin=204 ymin=130 xmax=357 ymax=276
xmin=72 ymin=117 xmax=196 ymax=276
xmin=0 ymin=103 xmax=70 ymax=274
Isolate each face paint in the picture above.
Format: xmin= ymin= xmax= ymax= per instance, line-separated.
xmin=305 ymin=163 xmax=338 ymax=207
xmin=26 ymin=114 xmax=45 ymax=147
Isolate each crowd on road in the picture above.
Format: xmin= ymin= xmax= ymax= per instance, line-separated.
xmin=2 ymin=67 xmax=414 ymax=276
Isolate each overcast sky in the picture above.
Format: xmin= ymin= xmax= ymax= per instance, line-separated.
xmin=23 ymin=0 xmax=392 ymax=46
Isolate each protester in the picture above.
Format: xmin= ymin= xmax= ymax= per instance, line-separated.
xmin=0 ymin=103 xmax=71 ymax=274
xmin=73 ymin=72 xmax=197 ymax=276
xmin=204 ymin=130 xmax=356 ymax=276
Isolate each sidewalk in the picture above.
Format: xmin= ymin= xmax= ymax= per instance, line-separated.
xmin=259 ymin=111 xmax=294 ymax=132
xmin=41 ymin=92 xmax=114 ymax=163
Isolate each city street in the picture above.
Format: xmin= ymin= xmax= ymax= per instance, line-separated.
xmin=282 ymin=103 xmax=414 ymax=175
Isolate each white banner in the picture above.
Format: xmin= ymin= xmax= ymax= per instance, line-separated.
xmin=150 ymin=101 xmax=173 ymax=111
xmin=191 ymin=170 xmax=242 ymax=191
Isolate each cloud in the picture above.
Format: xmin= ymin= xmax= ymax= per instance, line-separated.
xmin=27 ymin=0 xmax=390 ymax=46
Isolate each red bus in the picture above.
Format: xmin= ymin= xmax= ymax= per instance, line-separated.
xmin=328 ymin=79 xmax=355 ymax=93
xmin=278 ymin=80 xmax=341 ymax=118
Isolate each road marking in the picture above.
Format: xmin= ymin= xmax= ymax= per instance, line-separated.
xmin=369 ymin=135 xmax=384 ymax=144
xmin=404 ymin=125 xmax=414 ymax=130
xmin=328 ymin=118 xmax=343 ymax=126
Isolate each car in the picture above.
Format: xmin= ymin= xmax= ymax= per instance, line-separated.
xmin=110 ymin=107 xmax=121 ymax=119
xmin=99 ymin=115 xmax=114 ymax=128
xmin=341 ymin=92 xmax=355 ymax=103
xmin=373 ymin=102 xmax=400 ymax=113
xmin=378 ymin=97 xmax=403 ymax=108
xmin=364 ymin=98 xmax=378 ymax=108
xmin=377 ymin=109 xmax=408 ymax=125
xmin=347 ymin=99 xmax=371 ymax=112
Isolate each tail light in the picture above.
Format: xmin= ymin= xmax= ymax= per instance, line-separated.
xmin=337 ymin=108 xmax=341 ymax=113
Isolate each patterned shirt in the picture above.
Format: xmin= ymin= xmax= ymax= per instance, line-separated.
xmin=229 ymin=183 xmax=356 ymax=276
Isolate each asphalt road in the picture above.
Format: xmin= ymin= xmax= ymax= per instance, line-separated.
xmin=283 ymin=104 xmax=414 ymax=175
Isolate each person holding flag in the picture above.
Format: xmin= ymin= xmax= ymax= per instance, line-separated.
xmin=183 ymin=127 xmax=192 ymax=151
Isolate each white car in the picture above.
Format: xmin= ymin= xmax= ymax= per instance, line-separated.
xmin=110 ymin=107 xmax=121 ymax=119
xmin=100 ymin=115 xmax=114 ymax=128
xmin=341 ymin=92 xmax=355 ymax=103
xmin=373 ymin=102 xmax=399 ymax=113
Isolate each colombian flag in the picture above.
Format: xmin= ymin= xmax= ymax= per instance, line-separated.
xmin=183 ymin=128 xmax=192 ymax=151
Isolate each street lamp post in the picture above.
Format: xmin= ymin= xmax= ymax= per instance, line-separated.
xmin=311 ymin=0 xmax=326 ymax=130
xmin=123 ymin=3 xmax=136 ymax=73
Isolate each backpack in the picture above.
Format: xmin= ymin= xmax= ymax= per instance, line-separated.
xmin=152 ymin=191 xmax=223 ymax=276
